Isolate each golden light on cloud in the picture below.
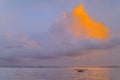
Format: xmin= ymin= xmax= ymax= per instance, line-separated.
xmin=70 ymin=4 xmax=109 ymax=39
xmin=20 ymin=36 xmax=40 ymax=48
xmin=62 ymin=12 xmax=67 ymax=19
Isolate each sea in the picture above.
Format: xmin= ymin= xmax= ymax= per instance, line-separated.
xmin=0 ymin=66 xmax=120 ymax=80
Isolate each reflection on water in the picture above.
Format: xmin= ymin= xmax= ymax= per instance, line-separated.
xmin=70 ymin=67 xmax=110 ymax=80
xmin=0 ymin=67 xmax=119 ymax=80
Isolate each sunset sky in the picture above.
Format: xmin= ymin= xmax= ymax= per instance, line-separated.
xmin=0 ymin=0 xmax=120 ymax=66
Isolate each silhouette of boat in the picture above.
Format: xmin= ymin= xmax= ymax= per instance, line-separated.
xmin=73 ymin=67 xmax=88 ymax=73
xmin=77 ymin=69 xmax=86 ymax=72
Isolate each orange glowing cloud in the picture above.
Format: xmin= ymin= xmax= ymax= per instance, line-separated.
xmin=69 ymin=4 xmax=109 ymax=39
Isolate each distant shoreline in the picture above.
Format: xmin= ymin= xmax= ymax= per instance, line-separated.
xmin=0 ymin=66 xmax=120 ymax=68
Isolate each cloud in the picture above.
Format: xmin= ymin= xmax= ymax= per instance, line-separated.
xmin=0 ymin=4 xmax=120 ymax=61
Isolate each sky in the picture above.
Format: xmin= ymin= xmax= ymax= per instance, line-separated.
xmin=0 ymin=0 xmax=120 ymax=66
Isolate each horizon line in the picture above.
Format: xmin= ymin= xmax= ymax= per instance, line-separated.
xmin=0 ymin=66 xmax=120 ymax=68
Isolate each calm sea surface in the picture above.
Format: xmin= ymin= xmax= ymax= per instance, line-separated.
xmin=0 ymin=67 xmax=120 ymax=80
